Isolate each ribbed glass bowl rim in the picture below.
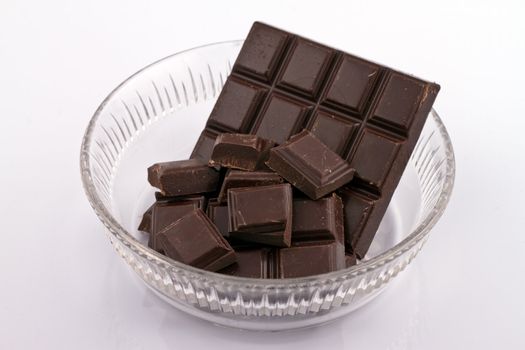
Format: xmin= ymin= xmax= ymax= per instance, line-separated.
xmin=80 ymin=40 xmax=455 ymax=288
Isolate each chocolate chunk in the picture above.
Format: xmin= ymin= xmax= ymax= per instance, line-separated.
xmin=138 ymin=204 xmax=154 ymax=233
xmin=148 ymin=200 xmax=201 ymax=252
xmin=206 ymin=199 xmax=229 ymax=237
xmin=207 ymin=199 xmax=260 ymax=249
xmin=277 ymin=242 xmax=345 ymax=278
xmin=292 ymin=193 xmax=344 ymax=243
xmin=219 ymin=244 xmax=345 ymax=278
xmin=266 ymin=130 xmax=355 ymax=199
xmin=218 ymin=248 xmax=272 ymax=278
xmin=209 ymin=134 xmax=275 ymax=171
xmin=148 ymin=159 xmax=220 ymax=196
xmin=192 ymin=22 xmax=439 ymax=257
xmin=226 ymin=239 xmax=262 ymax=250
xmin=228 ymin=184 xmax=292 ymax=247
xmin=217 ymin=169 xmax=282 ymax=203
xmin=338 ymin=187 xmax=377 ymax=258
xmin=154 ymin=192 xmax=208 ymax=209
xmin=345 ymin=253 xmax=357 ymax=268
xmin=158 ymin=209 xmax=236 ymax=271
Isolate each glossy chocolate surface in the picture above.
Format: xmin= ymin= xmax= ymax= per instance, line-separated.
xmin=277 ymin=242 xmax=345 ymax=278
xmin=158 ymin=209 xmax=235 ymax=271
xmin=228 ymin=183 xmax=292 ymax=247
xmin=217 ymin=169 xmax=282 ymax=203
xmin=292 ymin=193 xmax=344 ymax=243
xmin=148 ymin=159 xmax=220 ymax=196
xmin=147 ymin=200 xmax=201 ymax=252
xmin=266 ymin=130 xmax=355 ymax=199
xmin=209 ymin=133 xmax=275 ymax=171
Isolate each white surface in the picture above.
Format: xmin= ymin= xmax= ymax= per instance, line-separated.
xmin=1 ymin=0 xmax=524 ymax=348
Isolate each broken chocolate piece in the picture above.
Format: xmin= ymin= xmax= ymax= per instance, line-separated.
xmin=218 ymin=248 xmax=272 ymax=278
xmin=228 ymin=184 xmax=292 ymax=247
xmin=345 ymin=253 xmax=357 ymax=268
xmin=217 ymin=169 xmax=282 ymax=203
xmin=209 ymin=133 xmax=275 ymax=171
xmin=292 ymin=193 xmax=344 ymax=243
xmin=266 ymin=130 xmax=355 ymax=199
xmin=158 ymin=209 xmax=236 ymax=271
xmin=154 ymin=192 xmax=208 ymax=210
xmin=206 ymin=199 xmax=230 ymax=237
xmin=138 ymin=204 xmax=154 ymax=233
xmin=218 ymin=243 xmax=345 ymax=278
xmin=277 ymin=241 xmax=345 ymax=278
xmin=207 ymin=199 xmax=260 ymax=249
xmin=338 ymin=187 xmax=377 ymax=258
xmin=148 ymin=200 xmax=201 ymax=252
xmin=148 ymin=159 xmax=220 ymax=196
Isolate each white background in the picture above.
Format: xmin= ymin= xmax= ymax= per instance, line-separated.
xmin=1 ymin=0 xmax=524 ymax=349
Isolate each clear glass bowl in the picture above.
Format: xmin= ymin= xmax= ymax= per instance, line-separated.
xmin=80 ymin=40 xmax=455 ymax=331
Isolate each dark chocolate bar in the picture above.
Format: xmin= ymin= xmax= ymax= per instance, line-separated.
xmin=148 ymin=159 xmax=220 ymax=196
xmin=292 ymin=193 xmax=344 ymax=243
xmin=228 ymin=183 xmax=292 ymax=247
xmin=209 ymin=133 xmax=275 ymax=171
xmin=158 ymin=209 xmax=236 ymax=271
xmin=193 ymin=22 xmax=439 ymax=257
xmin=217 ymin=169 xmax=282 ymax=203
xmin=266 ymin=130 xmax=355 ymax=199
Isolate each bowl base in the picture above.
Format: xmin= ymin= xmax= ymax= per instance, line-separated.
xmin=144 ymin=278 xmax=386 ymax=331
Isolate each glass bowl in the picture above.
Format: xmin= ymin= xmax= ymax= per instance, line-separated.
xmin=80 ymin=40 xmax=455 ymax=331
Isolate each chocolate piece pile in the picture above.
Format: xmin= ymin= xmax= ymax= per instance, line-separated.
xmin=138 ymin=22 xmax=439 ymax=278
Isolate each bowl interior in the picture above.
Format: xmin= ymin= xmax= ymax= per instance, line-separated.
xmin=81 ymin=40 xmax=453 ymax=280
xmin=111 ymin=98 xmax=423 ymax=261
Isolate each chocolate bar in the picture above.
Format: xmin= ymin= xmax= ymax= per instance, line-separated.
xmin=228 ymin=183 xmax=292 ymax=247
xmin=217 ymin=169 xmax=282 ymax=203
xmin=148 ymin=159 xmax=220 ymax=196
xmin=158 ymin=209 xmax=236 ymax=271
xmin=266 ymin=130 xmax=355 ymax=199
xmin=209 ymin=133 xmax=275 ymax=171
xmin=292 ymin=193 xmax=344 ymax=243
xmin=193 ymin=22 xmax=439 ymax=257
